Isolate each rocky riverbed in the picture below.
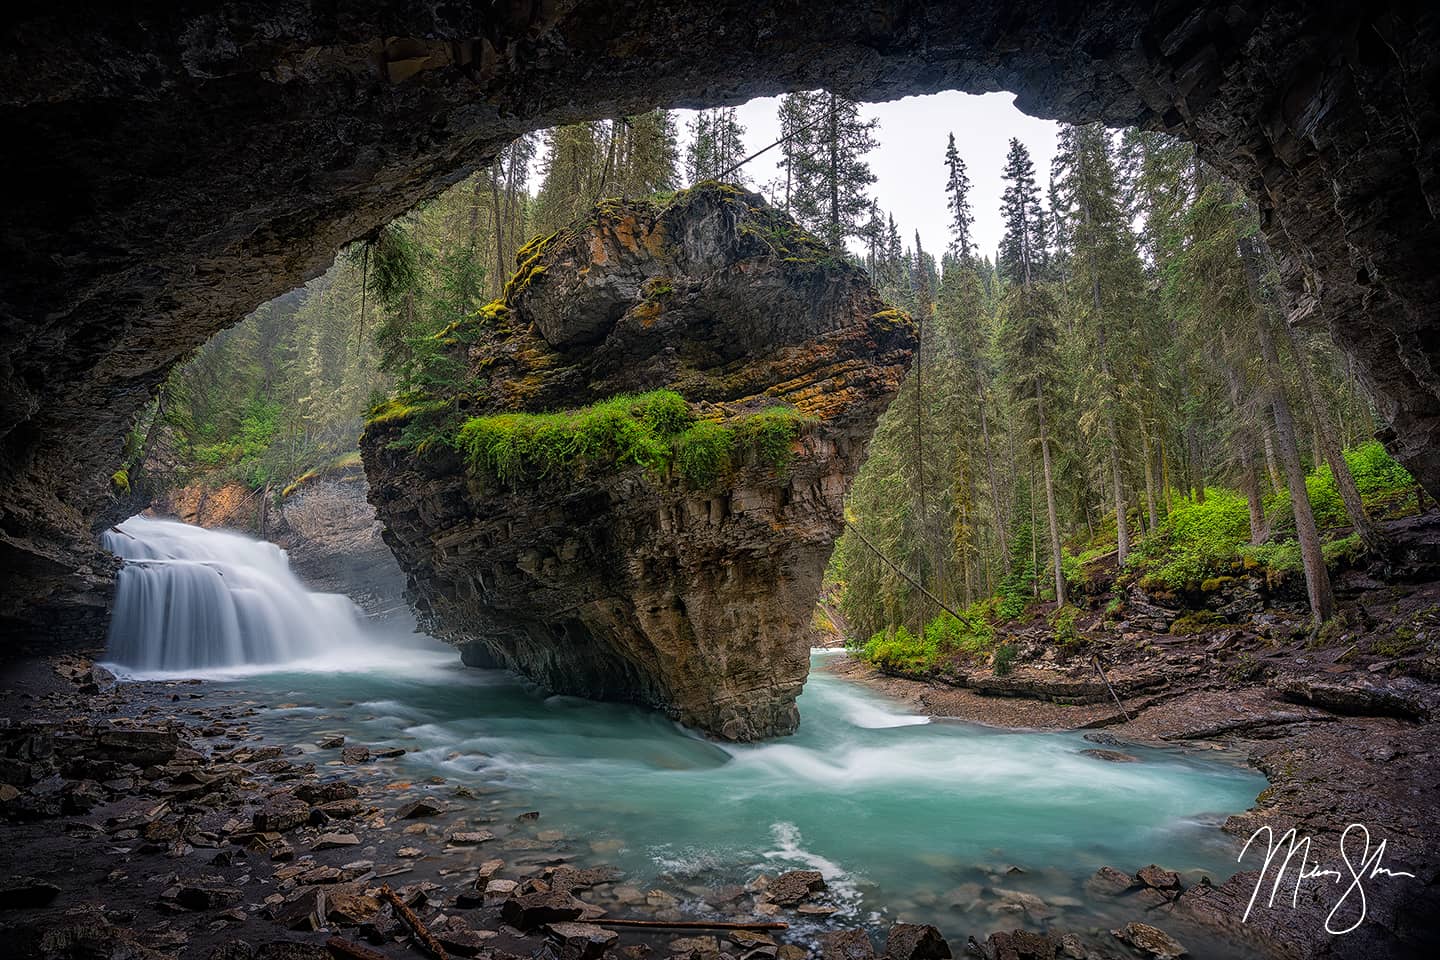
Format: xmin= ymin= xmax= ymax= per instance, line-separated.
xmin=1 ymin=645 xmax=1277 ymax=960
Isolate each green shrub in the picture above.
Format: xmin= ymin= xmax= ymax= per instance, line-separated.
xmin=732 ymin=406 xmax=812 ymax=473
xmin=1131 ymin=488 xmax=1251 ymax=591
xmin=1266 ymin=441 xmax=1414 ymax=529
xmin=1053 ymin=607 xmax=1082 ymax=648
xmin=992 ymin=642 xmax=1019 ymax=677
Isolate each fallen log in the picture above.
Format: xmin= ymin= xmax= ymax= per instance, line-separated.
xmin=380 ymin=885 xmax=449 ymax=960
xmin=326 ymin=937 xmax=390 ymax=960
xmin=591 ymin=919 xmax=789 ymax=931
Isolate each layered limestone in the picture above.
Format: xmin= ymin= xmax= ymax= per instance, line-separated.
xmin=361 ymin=186 xmax=915 ymax=739
xmin=3 ymin=3 xmax=1438 ymax=654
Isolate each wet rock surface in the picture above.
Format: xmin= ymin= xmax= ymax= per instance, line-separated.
xmin=363 ymin=186 xmax=914 ymax=740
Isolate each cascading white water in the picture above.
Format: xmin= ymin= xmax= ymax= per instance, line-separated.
xmin=101 ymin=515 xmax=367 ymax=672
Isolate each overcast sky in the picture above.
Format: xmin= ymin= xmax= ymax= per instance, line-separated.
xmin=671 ymin=91 xmax=1061 ymax=262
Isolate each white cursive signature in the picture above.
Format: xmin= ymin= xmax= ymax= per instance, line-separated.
xmin=1239 ymin=823 xmax=1417 ymax=935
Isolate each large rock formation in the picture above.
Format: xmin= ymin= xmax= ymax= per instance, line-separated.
xmin=361 ymin=185 xmax=915 ymax=738
xmin=2 ymin=3 xmax=1438 ymax=649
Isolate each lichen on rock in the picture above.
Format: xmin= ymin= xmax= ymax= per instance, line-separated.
xmin=361 ymin=184 xmax=915 ymax=740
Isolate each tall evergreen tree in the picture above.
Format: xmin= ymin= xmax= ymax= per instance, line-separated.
xmin=944 ymin=133 xmax=975 ymax=262
xmin=998 ymin=139 xmax=1045 ymax=286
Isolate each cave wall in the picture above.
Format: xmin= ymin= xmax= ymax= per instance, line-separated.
xmin=1 ymin=1 xmax=1437 ymax=636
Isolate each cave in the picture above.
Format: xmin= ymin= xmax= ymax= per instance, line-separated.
xmin=1 ymin=2 xmax=1437 ymax=643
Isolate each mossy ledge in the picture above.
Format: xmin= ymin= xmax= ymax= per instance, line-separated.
xmin=361 ymin=184 xmax=915 ymax=741
xmin=455 ymin=389 xmax=813 ymax=489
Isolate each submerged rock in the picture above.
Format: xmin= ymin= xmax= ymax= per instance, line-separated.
xmin=363 ymin=185 xmax=915 ymax=739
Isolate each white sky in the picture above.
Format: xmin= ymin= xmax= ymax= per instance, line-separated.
xmin=529 ymin=91 xmax=1060 ymax=264
xmin=676 ymin=91 xmax=1059 ymax=262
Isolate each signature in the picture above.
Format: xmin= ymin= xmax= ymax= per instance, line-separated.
xmin=1239 ymin=823 xmax=1417 ymax=935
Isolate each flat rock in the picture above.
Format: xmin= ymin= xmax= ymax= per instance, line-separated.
xmin=501 ymin=890 xmax=588 ymax=930
xmin=667 ymin=936 xmax=718 ymax=954
xmin=765 ymin=870 xmax=826 ymax=906
xmin=1135 ymin=865 xmax=1181 ymax=893
xmin=1111 ymin=922 xmax=1186 ymax=959
xmin=1078 ymin=748 xmax=1138 ymax=763
xmin=313 ymin=832 xmax=360 ymax=850
xmin=550 ymin=922 xmax=619 ymax=960
xmin=448 ymin=830 xmax=496 ymax=845
xmin=821 ymin=929 xmax=874 ymax=960
xmin=0 ymin=876 xmax=61 ymax=909
xmin=395 ymin=798 xmax=445 ymax=819
xmin=253 ymin=793 xmax=310 ymax=833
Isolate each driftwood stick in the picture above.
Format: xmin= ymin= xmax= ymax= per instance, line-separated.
xmin=380 ymin=885 xmax=449 ymax=960
xmin=1091 ymin=654 xmax=1132 ymax=722
xmin=592 ymin=919 xmax=789 ymax=931
xmin=326 ymin=937 xmax=390 ymax=960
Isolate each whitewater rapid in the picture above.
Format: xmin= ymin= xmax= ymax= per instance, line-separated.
xmin=101 ymin=515 xmax=410 ymax=676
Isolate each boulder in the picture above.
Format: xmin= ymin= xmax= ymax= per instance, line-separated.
xmin=820 ymin=929 xmax=874 ymax=960
xmin=882 ymin=924 xmax=950 ymax=960
xmin=363 ymin=186 xmax=914 ymax=740
xmin=764 ymin=870 xmax=826 ymax=906
xmin=501 ymin=890 xmax=588 ymax=930
xmin=1111 ymin=922 xmax=1186 ymax=960
xmin=252 ymin=793 xmax=309 ymax=833
xmin=969 ymin=931 xmax=1059 ymax=960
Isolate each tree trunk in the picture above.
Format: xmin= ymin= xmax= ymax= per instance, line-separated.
xmin=1242 ymin=237 xmax=1334 ymax=624
xmin=1261 ymin=422 xmax=1282 ymax=493
xmin=491 ymin=159 xmax=507 ymax=298
xmin=827 ymin=94 xmax=840 ymax=248
xmin=1036 ymin=381 xmax=1066 ymax=608
xmin=1277 ymin=312 xmax=1388 ymax=553
xmin=1141 ymin=427 xmax=1158 ymax=532
xmin=976 ymin=378 xmax=1009 ymax=565
xmin=1220 ymin=352 xmax=1267 ymax=544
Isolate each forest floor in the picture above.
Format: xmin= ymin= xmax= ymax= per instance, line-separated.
xmin=824 ymin=516 xmax=1440 ymax=959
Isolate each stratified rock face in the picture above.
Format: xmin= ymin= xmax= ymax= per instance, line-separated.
xmin=3 ymin=3 xmax=1439 ymax=644
xmin=362 ymin=186 xmax=915 ymax=739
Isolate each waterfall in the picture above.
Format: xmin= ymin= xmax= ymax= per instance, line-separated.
xmin=101 ymin=515 xmax=366 ymax=673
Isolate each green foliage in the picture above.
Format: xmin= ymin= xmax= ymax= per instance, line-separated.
xmin=674 ymin=420 xmax=734 ymax=487
xmin=1052 ymin=606 xmax=1082 ymax=648
xmin=857 ymin=608 xmax=995 ymax=674
xmin=110 ymin=468 xmax=130 ymax=495
xmin=1266 ymin=441 xmax=1414 ymax=528
xmin=732 ymin=407 xmax=810 ymax=473
xmin=455 ymin=391 xmax=810 ymax=488
xmin=991 ymin=642 xmax=1019 ymax=676
xmin=1130 ymin=488 xmax=1251 ymax=591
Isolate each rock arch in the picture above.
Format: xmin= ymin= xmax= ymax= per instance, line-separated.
xmin=1 ymin=1 xmax=1436 ymax=633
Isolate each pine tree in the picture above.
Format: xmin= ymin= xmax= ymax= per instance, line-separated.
xmin=789 ymin=93 xmax=878 ymax=249
xmin=998 ymin=139 xmax=1045 ymax=286
xmin=944 ymin=133 xmax=975 ymax=262
xmin=686 ymin=108 xmax=747 ymax=185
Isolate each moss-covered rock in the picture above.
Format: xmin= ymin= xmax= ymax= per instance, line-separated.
xmin=362 ymin=185 xmax=914 ymax=740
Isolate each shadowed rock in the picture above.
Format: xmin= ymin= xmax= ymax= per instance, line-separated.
xmin=363 ymin=185 xmax=915 ymax=739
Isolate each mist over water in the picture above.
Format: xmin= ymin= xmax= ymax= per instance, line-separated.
xmin=101 ymin=518 xmax=1264 ymax=941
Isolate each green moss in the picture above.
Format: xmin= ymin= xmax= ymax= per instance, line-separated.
xmin=856 ymin=609 xmax=996 ymax=674
xmin=110 ymin=468 xmax=130 ymax=495
xmin=503 ymin=232 xmax=560 ymax=304
xmin=674 ymin=420 xmax=735 ymax=487
xmin=365 ymin=397 xmax=448 ymax=428
xmin=1227 ymin=653 xmax=1264 ymax=683
xmin=1371 ymin=628 xmax=1424 ymax=658
xmin=1169 ymin=609 xmax=1229 ymax=635
xmin=455 ymin=391 xmax=810 ymax=488
xmin=732 ymin=406 xmax=813 ymax=474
